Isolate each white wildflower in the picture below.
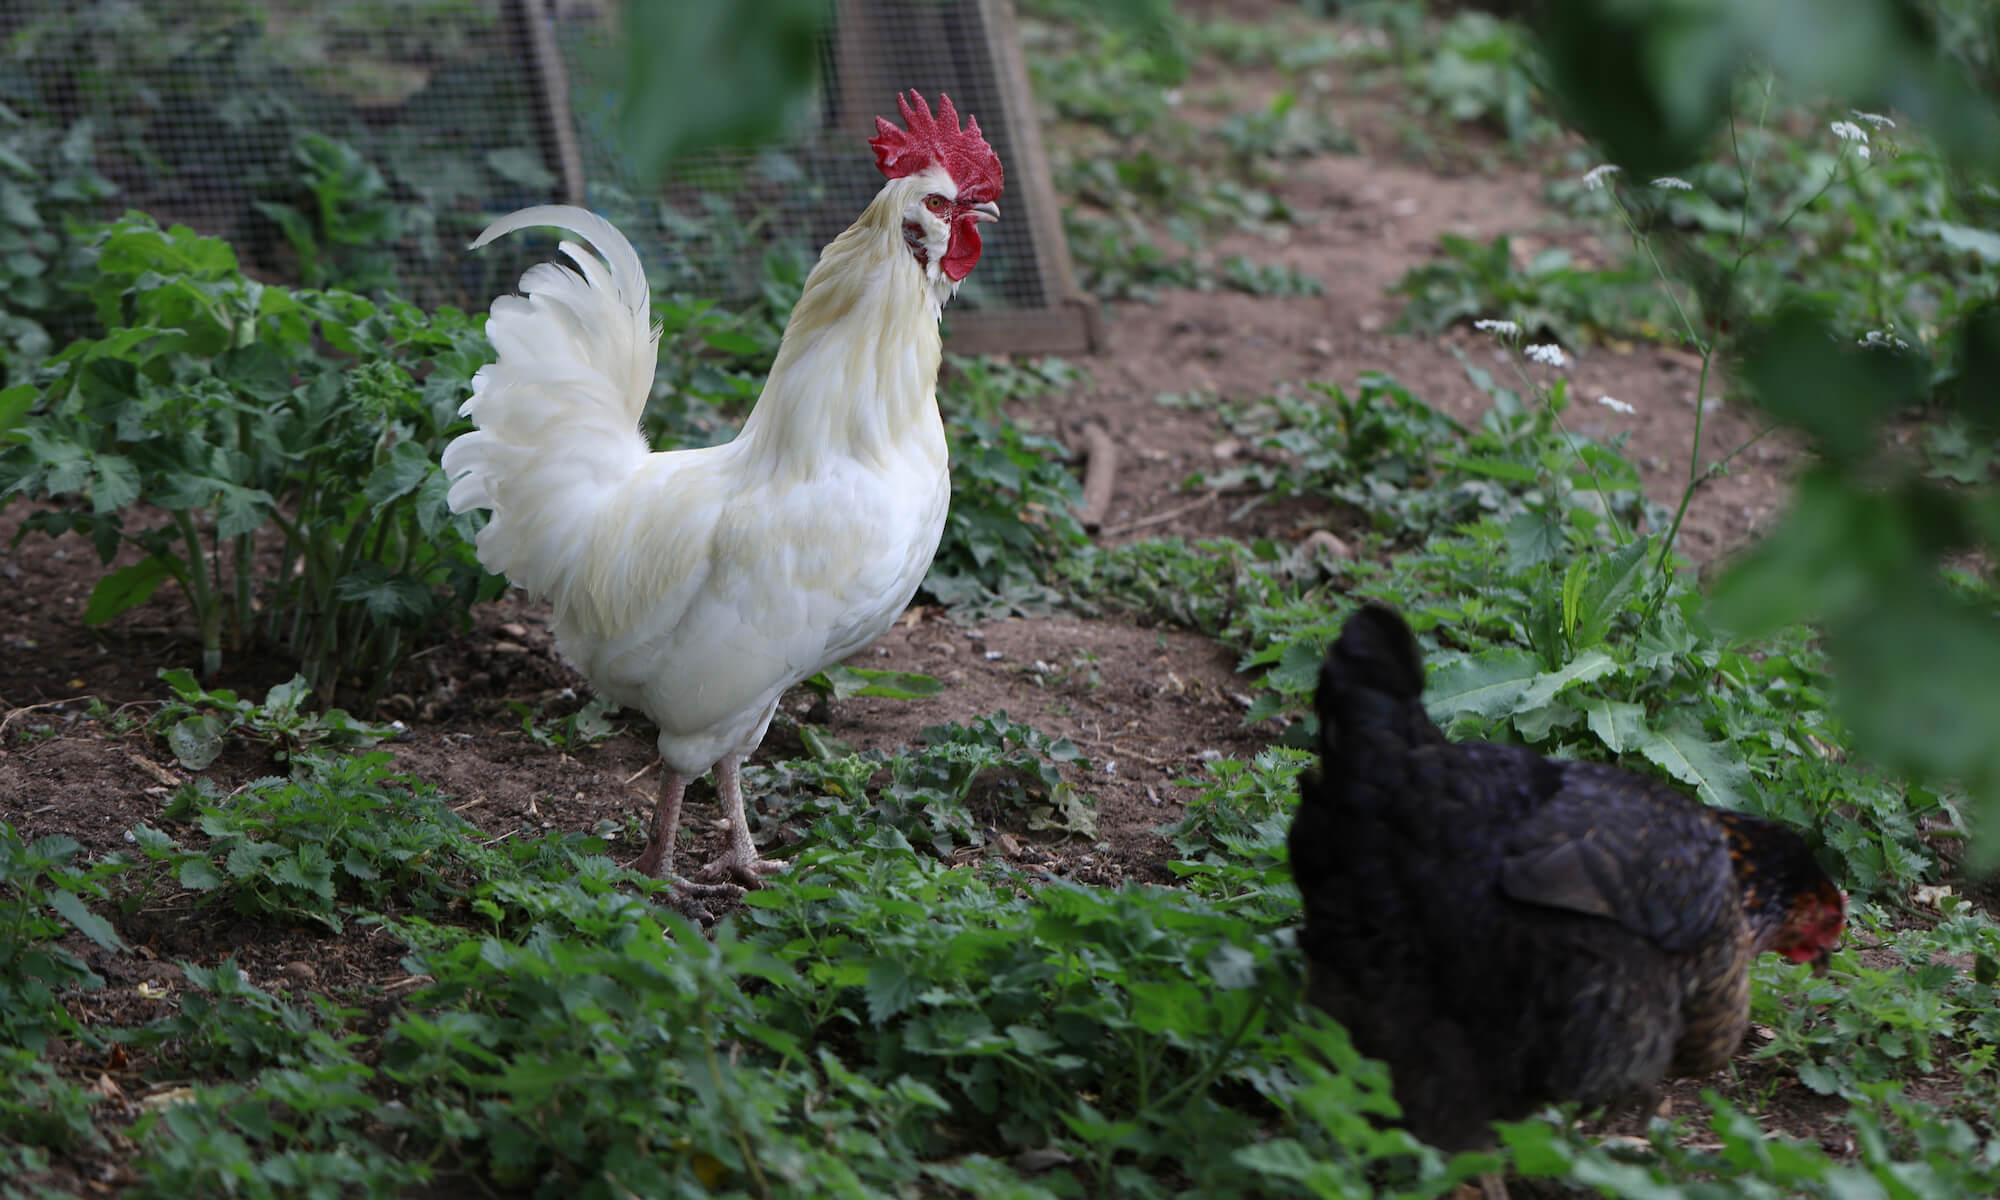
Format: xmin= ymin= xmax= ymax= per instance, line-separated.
xmin=1859 ymin=329 xmax=1909 ymax=351
xmin=1524 ymin=343 xmax=1568 ymax=368
xmin=1581 ymin=164 xmax=1620 ymax=190
xmin=1473 ymin=318 xmax=1521 ymax=338
xmin=1850 ymin=110 xmax=1896 ymax=128
xmin=1652 ymin=176 xmax=1693 ymax=190
xmin=1596 ymin=395 xmax=1635 ymax=415
xmin=1830 ymin=120 xmax=1868 ymax=144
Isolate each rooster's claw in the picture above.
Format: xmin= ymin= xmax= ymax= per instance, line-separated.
xmin=691 ymin=854 xmax=789 ymax=889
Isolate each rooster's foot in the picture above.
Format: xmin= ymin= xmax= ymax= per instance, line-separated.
xmin=691 ymin=851 xmax=788 ymax=889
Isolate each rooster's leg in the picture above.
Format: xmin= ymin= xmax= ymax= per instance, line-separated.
xmin=630 ymin=769 xmax=687 ymax=878
xmin=691 ymin=754 xmax=788 ymax=887
xmin=631 ymin=769 xmax=743 ymax=919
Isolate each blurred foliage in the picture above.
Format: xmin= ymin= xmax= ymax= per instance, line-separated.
xmin=1532 ymin=0 xmax=2000 ymax=854
xmin=0 ymin=105 xmax=116 ymax=386
xmin=1537 ymin=0 xmax=2000 ymax=179
xmin=601 ymin=0 xmax=824 ymax=184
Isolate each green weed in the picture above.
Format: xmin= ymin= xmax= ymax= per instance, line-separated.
xmin=0 ymin=825 xmax=128 ymax=1050
xmin=136 ymin=753 xmax=482 ymax=930
xmin=153 ymin=669 xmax=401 ymax=771
xmin=1392 ymin=232 xmax=1674 ymax=347
xmin=757 ymin=711 xmax=1095 ymax=857
xmin=0 ymin=215 xmax=501 ymax=694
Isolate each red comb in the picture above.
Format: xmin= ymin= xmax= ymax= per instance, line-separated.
xmin=869 ymin=91 xmax=1003 ymax=205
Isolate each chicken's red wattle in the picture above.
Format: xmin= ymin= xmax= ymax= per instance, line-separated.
xmin=942 ymin=217 xmax=983 ymax=281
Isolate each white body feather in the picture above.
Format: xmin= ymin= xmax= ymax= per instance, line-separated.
xmin=442 ymin=178 xmax=958 ymax=777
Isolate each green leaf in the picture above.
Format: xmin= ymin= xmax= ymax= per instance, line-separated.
xmin=413 ymin=469 xmax=457 ymax=538
xmin=864 ymin=960 xmax=918 ymax=1024
xmin=1446 ymin=454 xmax=1541 ymax=484
xmin=271 ymin=851 xmax=333 ymax=903
xmin=263 ymin=676 xmax=309 ymax=720
xmin=798 ymin=724 xmax=853 ymax=761
xmin=363 ymin=441 xmax=434 ymax=506
xmin=215 ymin=343 xmax=293 ymax=403
xmin=0 ymin=383 xmax=35 ymax=441
xmin=1511 ymin=701 xmax=1578 ymax=741
xmin=1581 ymin=697 xmax=1648 ymax=755
xmin=818 ymin=665 xmax=946 ymax=702
xmin=214 ymin=483 xmax=274 ymax=541
xmin=224 ymin=841 xmax=284 ymax=880
xmin=1515 ymin=649 xmax=1618 ymax=711
xmin=1503 ymin=509 xmax=1565 ymax=571
xmin=1559 ymin=558 xmax=1589 ymax=640
xmin=47 ymin=888 xmax=128 ymax=954
xmin=1629 ymin=715 xmax=1752 ymax=809
xmin=157 ymin=668 xmax=206 ymax=703
xmin=342 ymin=848 xmax=382 ymax=882
xmin=167 ymin=713 xmax=230 ymax=771
xmin=332 ymin=565 xmax=433 ymax=624
xmin=1424 ymin=649 xmax=1539 ymax=723
xmin=177 ymin=857 xmax=226 ymax=891
xmin=90 ymin=454 xmax=141 ymax=514
xmin=84 ymin=557 xmax=175 ymax=625
xmin=1574 ymin=535 xmax=1652 ymax=647
xmin=1129 ymin=980 xmax=1198 ymax=1035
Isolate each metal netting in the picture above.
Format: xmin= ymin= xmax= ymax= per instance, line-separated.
xmin=0 ymin=0 xmax=1085 ymax=345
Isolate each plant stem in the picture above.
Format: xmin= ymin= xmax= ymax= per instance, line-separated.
xmin=1148 ymin=991 xmax=1266 ymax=1115
xmin=172 ymin=508 xmax=221 ymax=675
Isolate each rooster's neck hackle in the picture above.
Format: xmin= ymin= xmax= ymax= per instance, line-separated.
xmin=739 ymin=175 xmax=948 ymax=478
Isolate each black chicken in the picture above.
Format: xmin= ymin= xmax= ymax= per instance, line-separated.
xmin=1287 ymin=604 xmax=1846 ymax=1158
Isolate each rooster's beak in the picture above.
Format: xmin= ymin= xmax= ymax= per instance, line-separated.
xmin=967 ymin=201 xmax=1000 ymax=223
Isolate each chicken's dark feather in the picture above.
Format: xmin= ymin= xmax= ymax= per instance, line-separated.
xmin=1288 ymin=603 xmax=1833 ymax=1153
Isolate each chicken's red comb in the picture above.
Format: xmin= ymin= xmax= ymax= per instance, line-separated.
xmin=870 ymin=91 xmax=1003 ymax=204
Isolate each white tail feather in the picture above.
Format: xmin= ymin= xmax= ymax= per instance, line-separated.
xmin=441 ymin=205 xmax=659 ymax=601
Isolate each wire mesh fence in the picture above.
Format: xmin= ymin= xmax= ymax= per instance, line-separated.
xmin=1 ymin=0 xmax=1090 ymax=349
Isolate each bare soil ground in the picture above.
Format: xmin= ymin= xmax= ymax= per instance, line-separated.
xmin=1 ymin=5 xmax=1841 ymax=1174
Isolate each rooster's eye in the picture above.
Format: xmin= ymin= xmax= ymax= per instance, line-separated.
xmin=924 ymin=194 xmax=950 ymax=214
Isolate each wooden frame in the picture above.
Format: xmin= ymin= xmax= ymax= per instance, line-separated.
xmin=504 ymin=0 xmax=587 ymax=207
xmin=516 ymin=0 xmax=1098 ymax=357
xmin=832 ymin=0 xmax=1099 ymax=356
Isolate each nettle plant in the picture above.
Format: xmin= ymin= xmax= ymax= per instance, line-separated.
xmin=0 ymin=215 xmax=501 ymax=699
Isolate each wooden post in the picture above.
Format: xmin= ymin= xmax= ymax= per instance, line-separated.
xmin=506 ymin=0 xmax=588 ymax=207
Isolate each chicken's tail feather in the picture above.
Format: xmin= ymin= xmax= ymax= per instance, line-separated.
xmin=442 ymin=205 xmax=658 ymax=601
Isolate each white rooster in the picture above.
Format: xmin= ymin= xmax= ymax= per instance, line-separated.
xmin=441 ymin=92 xmax=1002 ymax=901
